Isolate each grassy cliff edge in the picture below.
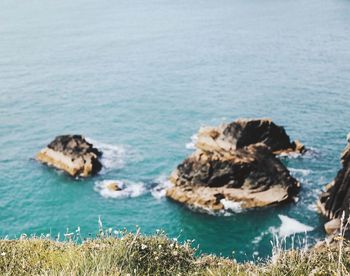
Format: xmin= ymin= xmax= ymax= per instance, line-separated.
xmin=1 ymin=231 xmax=350 ymax=275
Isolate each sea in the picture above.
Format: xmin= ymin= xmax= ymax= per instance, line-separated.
xmin=1 ymin=0 xmax=350 ymax=262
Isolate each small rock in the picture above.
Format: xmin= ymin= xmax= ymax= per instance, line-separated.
xmin=106 ymin=182 xmax=122 ymax=191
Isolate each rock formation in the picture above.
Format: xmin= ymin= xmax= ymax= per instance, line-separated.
xmin=36 ymin=135 xmax=102 ymax=177
xmin=166 ymin=119 xmax=303 ymax=212
xmin=318 ymin=136 xmax=350 ymax=234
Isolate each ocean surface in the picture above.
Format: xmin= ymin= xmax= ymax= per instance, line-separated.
xmin=1 ymin=0 xmax=350 ymax=262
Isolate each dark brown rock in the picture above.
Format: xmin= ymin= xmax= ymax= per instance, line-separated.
xmin=36 ymin=135 xmax=102 ymax=177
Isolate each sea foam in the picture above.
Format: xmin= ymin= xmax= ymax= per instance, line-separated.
xmin=278 ymin=147 xmax=319 ymax=159
xmin=185 ymin=134 xmax=198 ymax=150
xmin=288 ymin=168 xmax=311 ymax=177
xmin=220 ymin=199 xmax=242 ymax=213
xmin=86 ymin=138 xmax=126 ymax=169
xmin=277 ymin=152 xmax=302 ymax=159
xmin=150 ymin=175 xmax=172 ymax=199
xmin=86 ymin=138 xmax=141 ymax=173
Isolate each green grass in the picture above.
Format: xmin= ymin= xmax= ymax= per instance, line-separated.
xmin=1 ymin=229 xmax=350 ymax=276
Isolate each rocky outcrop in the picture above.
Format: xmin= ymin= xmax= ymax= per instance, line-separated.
xmin=166 ymin=119 xmax=302 ymax=212
xmin=36 ymin=135 xmax=102 ymax=177
xmin=318 ymin=138 xmax=350 ymax=233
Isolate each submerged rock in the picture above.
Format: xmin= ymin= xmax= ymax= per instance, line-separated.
xmin=318 ymin=137 xmax=350 ymax=234
xmin=166 ymin=118 xmax=302 ymax=212
xmin=106 ymin=181 xmax=122 ymax=191
xmin=36 ymin=135 xmax=102 ymax=177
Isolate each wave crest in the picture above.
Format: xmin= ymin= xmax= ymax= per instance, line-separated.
xmin=277 ymin=215 xmax=313 ymax=237
xmin=185 ymin=134 xmax=198 ymax=150
xmin=86 ymin=138 xmax=141 ymax=173
xmin=150 ymin=175 xmax=172 ymax=199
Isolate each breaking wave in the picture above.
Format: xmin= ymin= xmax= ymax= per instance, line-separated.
xmin=278 ymin=147 xmax=319 ymax=159
xmin=276 ymin=215 xmax=314 ymax=237
xmin=288 ymin=168 xmax=311 ymax=177
xmin=220 ymin=199 xmax=243 ymax=213
xmin=150 ymin=175 xmax=172 ymax=199
xmin=252 ymin=215 xmax=314 ymax=247
xmin=86 ymin=138 xmax=141 ymax=173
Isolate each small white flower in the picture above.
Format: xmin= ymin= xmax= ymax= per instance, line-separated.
xmin=155 ymin=256 xmax=159 ymax=260
xmin=141 ymin=244 xmax=147 ymax=250
xmin=1 ymin=252 xmax=6 ymax=256
xmin=172 ymin=251 xmax=178 ymax=256
xmin=158 ymin=245 xmax=162 ymax=249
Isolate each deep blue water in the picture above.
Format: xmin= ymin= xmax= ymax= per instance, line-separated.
xmin=1 ymin=0 xmax=350 ymax=262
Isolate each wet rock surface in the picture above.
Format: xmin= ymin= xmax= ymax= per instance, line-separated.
xmin=36 ymin=135 xmax=102 ymax=177
xmin=166 ymin=119 xmax=302 ymax=213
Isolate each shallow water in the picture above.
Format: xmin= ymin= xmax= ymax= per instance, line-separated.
xmin=1 ymin=0 xmax=350 ymax=262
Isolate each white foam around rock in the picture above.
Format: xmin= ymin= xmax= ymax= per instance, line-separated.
xmin=95 ymin=180 xmax=146 ymax=199
xmin=86 ymin=138 xmax=127 ymax=170
xmin=185 ymin=134 xmax=198 ymax=150
xmin=151 ymin=176 xmax=172 ymax=199
xmin=220 ymin=199 xmax=242 ymax=213
xmin=278 ymin=152 xmax=302 ymax=158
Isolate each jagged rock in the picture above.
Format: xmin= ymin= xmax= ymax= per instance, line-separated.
xmin=36 ymin=135 xmax=102 ymax=177
xmin=318 ymin=138 xmax=350 ymax=234
xmin=166 ymin=119 xmax=302 ymax=212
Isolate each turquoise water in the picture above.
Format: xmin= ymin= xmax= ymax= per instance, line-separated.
xmin=1 ymin=0 xmax=350 ymax=262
